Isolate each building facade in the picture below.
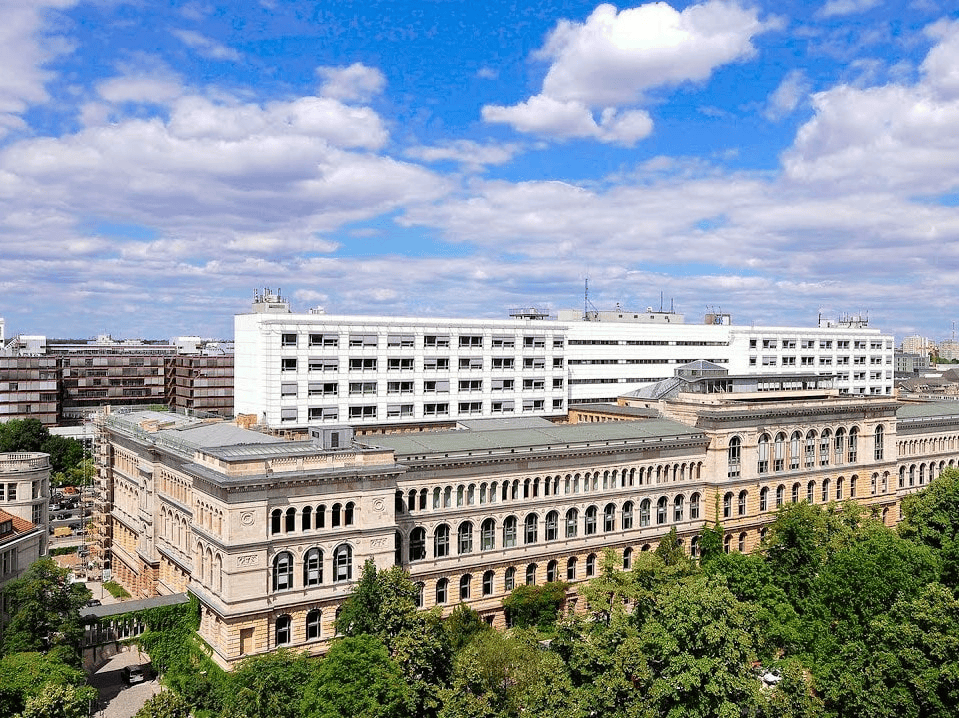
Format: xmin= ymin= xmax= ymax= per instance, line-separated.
xmin=0 ymin=452 xmax=50 ymax=555
xmin=235 ymin=293 xmax=895 ymax=432
xmin=93 ymin=375 xmax=955 ymax=668
xmin=0 ymin=509 xmax=43 ymax=589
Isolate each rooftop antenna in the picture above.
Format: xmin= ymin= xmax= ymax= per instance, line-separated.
xmin=660 ymin=291 xmax=663 ymax=313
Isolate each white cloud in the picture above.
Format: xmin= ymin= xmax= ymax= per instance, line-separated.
xmin=764 ymin=69 xmax=810 ymax=120
xmin=97 ymin=71 xmax=184 ymax=105
xmin=172 ymin=29 xmax=242 ymax=62
xmin=482 ymin=1 xmax=771 ymax=144
xmin=0 ymin=0 xmax=77 ymax=137
xmin=317 ymin=63 xmax=386 ymax=102
xmin=818 ymin=0 xmax=881 ymax=18
xmin=405 ymin=140 xmax=522 ymax=169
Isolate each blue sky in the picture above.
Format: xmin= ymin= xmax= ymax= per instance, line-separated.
xmin=2 ymin=0 xmax=959 ymax=342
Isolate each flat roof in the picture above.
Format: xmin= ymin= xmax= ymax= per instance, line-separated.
xmin=897 ymin=401 xmax=959 ymax=421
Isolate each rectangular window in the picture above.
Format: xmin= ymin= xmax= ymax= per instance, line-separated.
xmin=348 ymin=358 xmax=377 ymax=371
xmin=281 ymin=358 xmax=297 ymax=372
xmin=523 ymin=357 xmax=546 ymax=369
xmin=782 ymin=340 xmax=796 ymax=349
xmin=424 ymin=334 xmax=450 ymax=348
xmin=523 ymin=336 xmax=546 ymax=348
xmin=387 ymin=334 xmax=414 ymax=348
xmin=552 ymin=399 xmax=564 ymax=409
xmin=281 ymin=382 xmax=297 ymax=397
xmin=309 ymin=333 xmax=338 ymax=347
xmin=522 ymin=399 xmax=545 ymax=412
xmin=523 ymin=378 xmax=545 ymax=390
xmin=308 ymin=382 xmax=338 ymax=396
xmin=458 ymin=380 xmax=482 ymax=392
xmin=820 ymin=357 xmax=832 ymax=365
xmin=458 ymin=401 xmax=482 ymax=415
xmin=491 ymin=357 xmax=514 ymax=369
xmin=423 ymin=380 xmax=450 ymax=393
xmin=387 ymin=381 xmax=413 ymax=394
xmin=280 ymin=407 xmax=297 ymax=422
xmin=348 ymin=405 xmax=377 ymax=419
xmin=801 ymin=356 xmax=815 ymax=366
xmin=387 ymin=358 xmax=414 ymax=371
xmin=762 ymin=356 xmax=777 ymax=366
xmin=387 ymin=404 xmax=414 ymax=418
xmin=309 ymin=358 xmax=338 ymax=372
xmin=553 ymin=357 xmax=564 ymax=368
xmin=553 ymin=378 xmax=564 ymax=389
xmin=837 ymin=340 xmax=850 ymax=349
xmin=281 ymin=333 xmax=297 ymax=347
xmin=782 ymin=356 xmax=796 ymax=366
xmin=459 ymin=335 xmax=483 ymax=348
xmin=349 ymin=381 xmax=377 ymax=395
xmin=491 ymin=400 xmax=515 ymax=413
xmin=423 ymin=402 xmax=449 ymax=416
xmin=308 ymin=407 xmax=338 ymax=421
xmin=423 ymin=357 xmax=449 ymax=371
xmin=491 ymin=378 xmax=514 ymax=391
xmin=491 ymin=336 xmax=515 ymax=348
xmin=349 ymin=334 xmax=377 ymax=347
xmin=762 ymin=339 xmax=777 ymax=349
xmin=459 ymin=357 xmax=483 ymax=370
xmin=820 ymin=340 xmax=833 ymax=349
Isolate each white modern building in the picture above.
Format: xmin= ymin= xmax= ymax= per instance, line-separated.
xmin=234 ymin=291 xmax=895 ymax=431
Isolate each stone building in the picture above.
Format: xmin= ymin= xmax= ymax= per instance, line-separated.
xmin=92 ymin=371 xmax=959 ymax=669
xmin=0 ymin=452 xmax=50 ymax=555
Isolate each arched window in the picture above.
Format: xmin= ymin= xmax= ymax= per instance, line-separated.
xmin=775 ymin=485 xmax=784 ymax=508
xmin=344 ymin=502 xmax=355 ymax=526
xmin=285 ymin=507 xmax=296 ymax=533
xmin=444 ymin=486 xmax=453 ymax=507
xmin=792 ymin=482 xmax=801 ymax=503
xmin=691 ymin=535 xmax=700 ymax=559
xmin=481 ymin=518 xmax=496 ymax=550
xmin=623 ymin=547 xmax=633 ymax=570
xmin=306 ymin=609 xmax=322 ymax=641
xmin=275 ymin=615 xmax=291 ymax=646
xmin=408 ymin=490 xmax=416 ymax=512
xmin=657 ymin=497 xmax=668 ymax=524
xmin=774 ymin=433 xmax=786 ymax=471
xmin=271 ymin=509 xmax=282 ymax=535
xmin=410 ymin=527 xmax=426 ymax=561
xmin=805 ymin=431 xmax=817 ymax=468
xmin=758 ymin=434 xmax=770 ymax=474
xmin=436 ymin=578 xmax=448 ymax=604
xmin=586 ymin=553 xmax=597 ymax=577
xmin=414 ymin=582 xmax=424 ymax=608
xmin=875 ymin=425 xmax=884 ymax=460
xmin=728 ymin=436 xmax=742 ymax=477
xmin=689 ymin=493 xmax=700 ymax=520
xmin=566 ymin=557 xmax=577 ymax=580
xmin=546 ymin=560 xmax=558 ymax=582
xmin=835 ymin=428 xmax=846 ymax=465
xmin=302 ymin=506 xmax=313 ymax=531
xmin=432 ymin=487 xmax=441 ymax=509
xmin=821 ymin=478 xmax=830 ymax=503
xmin=623 ymin=501 xmax=634 ymax=529
xmin=724 ymin=534 xmax=731 ymax=553
xmin=738 ymin=532 xmax=747 ymax=553
xmin=790 ymin=431 xmax=801 ymax=470
xmin=316 ymin=505 xmax=326 ymax=528
xmin=640 ymin=499 xmax=651 ymax=527
xmin=331 ymin=503 xmax=342 ymax=528
xmin=545 ymin=511 xmax=559 ymax=541
xmin=504 ymin=567 xmax=516 ymax=592
xmin=848 ymin=427 xmax=859 ymax=462
xmin=872 ymin=473 xmax=879 ymax=494
xmin=503 ymin=516 xmax=518 ymax=547
xmin=738 ymin=490 xmax=747 ymax=516
xmin=434 ymin=524 xmax=450 ymax=558
xmin=524 ymin=514 xmax=538 ymax=544
xmin=458 ymin=522 xmax=473 ymax=554
xmin=820 ymin=429 xmax=831 ymax=466
xmin=760 ymin=486 xmax=769 ymax=511
xmin=585 ymin=506 xmax=598 ymax=535
xmin=525 ymin=563 xmax=537 ymax=585
xmin=482 ymin=571 xmax=494 ymax=596
xmin=674 ymin=495 xmax=685 ymax=522
xmin=333 ymin=544 xmax=353 ymax=582
xmin=303 ymin=548 xmax=323 ymax=586
xmin=807 ymin=481 xmax=815 ymax=503
xmin=836 ymin=477 xmax=844 ymax=500
xmin=723 ymin=492 xmax=733 ymax=519
xmin=604 ymin=503 xmax=616 ymax=531
xmin=565 ymin=509 xmax=579 ymax=538
xmin=272 ymin=552 xmax=293 ymax=591
xmin=459 ymin=574 xmax=471 ymax=600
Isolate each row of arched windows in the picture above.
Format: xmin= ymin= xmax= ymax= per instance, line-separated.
xmin=407 ymin=494 xmax=702 ymax=561
xmin=397 ymin=464 xmax=705 ymax=513
xmin=269 ymin=503 xmax=355 ymax=535
xmin=274 ymin=609 xmax=324 ymax=647
xmin=271 ymin=544 xmax=353 ymax=591
xmin=898 ymin=436 xmax=959 ymax=457
xmin=899 ymin=460 xmax=954 ymax=488
xmin=728 ymin=426 xmax=882 ymax=478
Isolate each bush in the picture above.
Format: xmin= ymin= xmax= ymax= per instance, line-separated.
xmin=503 ymin=582 xmax=569 ymax=631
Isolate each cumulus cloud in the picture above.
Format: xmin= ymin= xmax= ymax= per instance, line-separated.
xmin=0 ymin=0 xmax=77 ymax=137
xmin=764 ymin=69 xmax=810 ymax=120
xmin=482 ymin=1 xmax=771 ymax=144
xmin=172 ymin=29 xmax=242 ymax=62
xmin=405 ymin=139 xmax=523 ymax=169
xmin=97 ymin=70 xmax=184 ymax=105
xmin=317 ymin=63 xmax=386 ymax=102
xmin=818 ymin=0 xmax=881 ymax=18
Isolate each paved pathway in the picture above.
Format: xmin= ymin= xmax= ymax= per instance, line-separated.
xmin=88 ymin=648 xmax=161 ymax=718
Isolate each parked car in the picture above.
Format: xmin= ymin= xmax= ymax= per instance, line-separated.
xmin=121 ymin=665 xmax=146 ymax=684
xmin=85 ymin=598 xmax=101 ymax=607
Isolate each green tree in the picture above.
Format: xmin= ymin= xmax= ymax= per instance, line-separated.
xmin=654 ymin=526 xmax=686 ymax=566
xmin=756 ymin=659 xmax=824 ymax=718
xmin=503 ymin=582 xmax=569 ymax=631
xmin=698 ymin=521 xmax=725 ymax=564
xmin=0 ymin=419 xmax=50 ymax=453
xmin=134 ymin=691 xmax=193 ymax=718
xmin=578 ymin=549 xmax=636 ymax=625
xmin=1 ymin=559 xmax=91 ymax=657
xmin=16 ymin=682 xmax=95 ymax=718
xmin=761 ymin=503 xmax=832 ymax=609
xmin=900 ymin=467 xmax=959 ymax=585
xmin=38 ymin=435 xmax=86 ymax=478
xmin=301 ymin=635 xmax=412 ymax=718
xmin=334 ymin=559 xmax=383 ymax=637
xmin=0 ymin=652 xmax=90 ymax=717
xmin=221 ymin=650 xmax=317 ymax=718
xmin=444 ymin=603 xmax=489 ymax=652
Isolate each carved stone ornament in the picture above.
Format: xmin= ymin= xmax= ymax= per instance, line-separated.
xmin=372 ymin=498 xmax=385 ymax=512
xmin=236 ymin=554 xmax=259 ymax=567
xmin=240 ymin=511 xmax=255 ymax=526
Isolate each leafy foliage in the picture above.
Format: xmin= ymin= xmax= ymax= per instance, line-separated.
xmin=16 ymin=682 xmax=95 ymax=718
xmin=0 ymin=652 xmax=91 ymax=718
xmin=221 ymin=650 xmax=316 ymax=718
xmin=502 ymin=581 xmax=569 ymax=630
xmin=134 ymin=690 xmax=193 ymax=718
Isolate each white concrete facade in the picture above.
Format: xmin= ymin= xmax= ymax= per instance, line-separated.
xmin=235 ymin=304 xmax=895 ymax=430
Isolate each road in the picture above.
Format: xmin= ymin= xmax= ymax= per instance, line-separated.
xmin=88 ymin=648 xmax=161 ymax=718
